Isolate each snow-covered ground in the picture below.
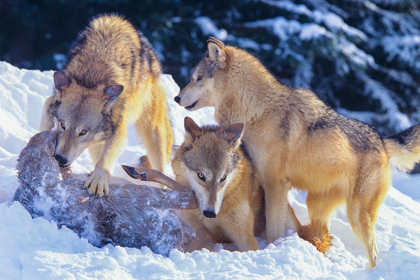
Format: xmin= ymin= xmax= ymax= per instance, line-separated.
xmin=0 ymin=61 xmax=419 ymax=279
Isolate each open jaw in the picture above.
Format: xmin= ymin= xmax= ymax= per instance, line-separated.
xmin=185 ymin=100 xmax=198 ymax=110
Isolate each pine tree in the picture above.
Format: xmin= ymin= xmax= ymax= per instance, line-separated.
xmin=1 ymin=0 xmax=419 ymax=134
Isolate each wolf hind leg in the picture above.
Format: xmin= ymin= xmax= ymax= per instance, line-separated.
xmin=40 ymin=96 xmax=56 ymax=131
xmin=138 ymin=155 xmax=153 ymax=169
xmin=136 ymin=117 xmax=171 ymax=172
xmin=346 ymin=174 xmax=389 ymax=269
xmin=346 ymin=199 xmax=378 ymax=269
xmin=298 ymin=189 xmax=344 ymax=253
xmin=137 ymin=145 xmax=179 ymax=169
xmin=135 ymin=83 xmax=173 ymax=172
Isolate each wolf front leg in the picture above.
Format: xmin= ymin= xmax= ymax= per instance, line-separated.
xmin=264 ymin=178 xmax=292 ymax=245
xmin=85 ymin=123 xmax=128 ymax=197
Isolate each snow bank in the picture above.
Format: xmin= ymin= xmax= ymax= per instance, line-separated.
xmin=0 ymin=61 xmax=419 ymax=279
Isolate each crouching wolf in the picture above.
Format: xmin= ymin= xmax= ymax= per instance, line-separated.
xmin=174 ymin=37 xmax=420 ymax=267
xmin=40 ymin=14 xmax=173 ymax=197
xmin=171 ymin=117 xmax=300 ymax=252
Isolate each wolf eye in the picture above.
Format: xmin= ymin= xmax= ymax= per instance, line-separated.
xmin=220 ymin=175 xmax=227 ymax=182
xmin=197 ymin=172 xmax=205 ymax=181
xmin=79 ymin=130 xmax=87 ymax=136
xmin=60 ymin=122 xmax=65 ymax=130
xmin=197 ymin=75 xmax=203 ymax=81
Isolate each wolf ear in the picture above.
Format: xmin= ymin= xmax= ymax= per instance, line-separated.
xmin=103 ymin=85 xmax=124 ymax=113
xmin=207 ymin=37 xmax=226 ymax=69
xmin=54 ymin=71 xmax=70 ymax=92
xmin=223 ymin=123 xmax=244 ymax=147
xmin=104 ymin=85 xmax=124 ymax=101
xmin=184 ymin=117 xmax=203 ymax=139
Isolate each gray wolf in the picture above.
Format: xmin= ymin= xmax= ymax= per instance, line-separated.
xmin=40 ymin=14 xmax=173 ymax=197
xmin=171 ymin=117 xmax=300 ymax=252
xmin=174 ymin=37 xmax=420 ymax=268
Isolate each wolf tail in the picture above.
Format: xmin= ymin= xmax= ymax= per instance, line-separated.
xmin=384 ymin=123 xmax=420 ymax=172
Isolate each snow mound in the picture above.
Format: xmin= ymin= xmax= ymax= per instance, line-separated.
xmin=0 ymin=61 xmax=420 ymax=279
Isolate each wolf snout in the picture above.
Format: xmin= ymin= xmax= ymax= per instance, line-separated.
xmin=54 ymin=154 xmax=68 ymax=165
xmin=174 ymin=95 xmax=181 ymax=104
xmin=203 ymin=210 xmax=217 ymax=219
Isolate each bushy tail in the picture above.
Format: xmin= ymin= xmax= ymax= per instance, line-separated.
xmin=384 ymin=123 xmax=420 ymax=172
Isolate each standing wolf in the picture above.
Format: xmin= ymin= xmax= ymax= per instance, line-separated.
xmin=40 ymin=14 xmax=173 ymax=197
xmin=174 ymin=37 xmax=420 ymax=268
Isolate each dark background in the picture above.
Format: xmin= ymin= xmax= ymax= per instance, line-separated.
xmin=1 ymin=0 xmax=420 ymax=136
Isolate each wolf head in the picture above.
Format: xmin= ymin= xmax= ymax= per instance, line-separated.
xmin=50 ymin=71 xmax=123 ymax=167
xmin=177 ymin=117 xmax=244 ymax=218
xmin=174 ymin=37 xmax=227 ymax=111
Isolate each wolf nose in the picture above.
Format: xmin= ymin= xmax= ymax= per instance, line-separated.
xmin=174 ymin=96 xmax=181 ymax=104
xmin=203 ymin=210 xmax=216 ymax=219
xmin=54 ymin=154 xmax=68 ymax=165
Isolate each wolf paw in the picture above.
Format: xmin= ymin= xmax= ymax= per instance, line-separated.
xmin=85 ymin=168 xmax=110 ymax=197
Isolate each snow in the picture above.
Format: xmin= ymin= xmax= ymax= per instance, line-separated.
xmin=381 ymin=35 xmax=420 ymax=74
xmin=244 ymin=15 xmax=374 ymax=70
xmin=299 ymin=24 xmax=331 ymax=41
xmin=0 ymin=61 xmax=420 ymax=279
xmin=263 ymin=0 xmax=312 ymax=17
xmin=339 ymin=74 xmax=413 ymax=133
xmin=195 ymin=17 xmax=228 ymax=41
xmin=53 ymin=54 xmax=66 ymax=70
xmin=245 ymin=17 xmax=302 ymax=42
xmin=263 ymin=0 xmax=368 ymax=43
